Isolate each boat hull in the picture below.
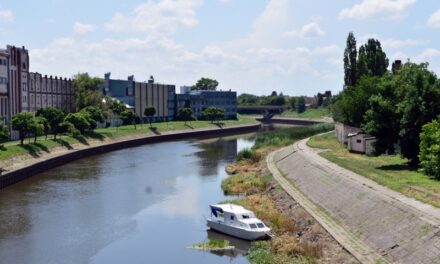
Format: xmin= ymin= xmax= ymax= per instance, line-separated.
xmin=207 ymin=220 xmax=268 ymax=240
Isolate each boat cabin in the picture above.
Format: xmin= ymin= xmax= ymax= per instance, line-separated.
xmin=210 ymin=204 xmax=267 ymax=230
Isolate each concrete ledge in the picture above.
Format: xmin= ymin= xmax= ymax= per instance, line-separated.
xmin=0 ymin=123 xmax=260 ymax=189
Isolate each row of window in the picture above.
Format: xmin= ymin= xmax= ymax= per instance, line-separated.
xmin=0 ymin=77 xmax=7 ymax=84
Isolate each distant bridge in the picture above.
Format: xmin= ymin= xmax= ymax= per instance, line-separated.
xmin=237 ymin=105 xmax=287 ymax=119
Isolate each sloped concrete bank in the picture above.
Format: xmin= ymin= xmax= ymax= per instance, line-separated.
xmin=271 ymin=138 xmax=440 ymax=264
xmin=0 ymin=124 xmax=260 ymax=189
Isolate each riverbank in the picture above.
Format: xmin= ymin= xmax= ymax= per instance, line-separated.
xmin=308 ymin=132 xmax=440 ymax=208
xmin=0 ymin=122 xmax=260 ymax=189
xmin=220 ymin=124 xmax=358 ymax=263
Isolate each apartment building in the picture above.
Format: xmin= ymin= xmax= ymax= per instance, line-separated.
xmin=0 ymin=49 xmax=8 ymax=118
xmin=28 ymin=73 xmax=75 ymax=113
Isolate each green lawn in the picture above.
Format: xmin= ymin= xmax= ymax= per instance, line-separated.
xmin=308 ymin=133 xmax=440 ymax=207
xmin=0 ymin=117 xmax=258 ymax=162
xmin=280 ymin=108 xmax=332 ymax=120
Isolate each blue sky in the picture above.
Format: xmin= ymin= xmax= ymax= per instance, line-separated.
xmin=1 ymin=0 xmax=440 ymax=96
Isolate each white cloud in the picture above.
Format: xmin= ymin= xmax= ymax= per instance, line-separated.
xmin=284 ymin=22 xmax=325 ymax=38
xmin=0 ymin=9 xmax=13 ymax=22
xmin=339 ymin=0 xmax=416 ymax=20
xmin=427 ymin=9 xmax=440 ymax=28
xmin=360 ymin=34 xmax=424 ymax=49
xmin=104 ymin=0 xmax=202 ymax=36
xmin=415 ymin=48 xmax=440 ymax=62
xmin=73 ymin=22 xmax=96 ymax=34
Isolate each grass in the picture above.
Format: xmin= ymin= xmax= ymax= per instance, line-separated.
xmin=280 ymin=108 xmax=332 ymax=120
xmin=253 ymin=124 xmax=334 ymax=150
xmin=189 ymin=239 xmax=234 ymax=251
xmin=308 ymin=132 xmax=440 ymax=207
xmin=0 ymin=117 xmax=258 ymax=163
xmin=221 ymin=171 xmax=271 ymax=195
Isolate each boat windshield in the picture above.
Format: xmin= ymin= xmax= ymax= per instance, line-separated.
xmin=257 ymin=223 xmax=265 ymax=228
xmin=249 ymin=223 xmax=257 ymax=229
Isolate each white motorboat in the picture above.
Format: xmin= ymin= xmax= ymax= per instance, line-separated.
xmin=207 ymin=204 xmax=272 ymax=240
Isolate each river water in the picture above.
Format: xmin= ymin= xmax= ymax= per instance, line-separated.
xmin=0 ymin=133 xmax=258 ymax=264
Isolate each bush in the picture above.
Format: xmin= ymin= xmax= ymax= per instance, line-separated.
xmin=237 ymin=148 xmax=260 ymax=162
xmin=419 ymin=119 xmax=440 ymax=178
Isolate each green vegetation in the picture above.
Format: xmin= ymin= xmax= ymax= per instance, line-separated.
xmin=236 ymin=148 xmax=260 ymax=162
xmin=73 ymin=73 xmax=104 ymax=110
xmin=189 ymin=239 xmax=234 ymax=251
xmin=238 ymin=92 xmax=286 ymax=106
xmin=143 ymin=106 xmax=156 ymax=127
xmin=248 ymin=241 xmax=315 ymax=264
xmin=296 ymin=97 xmax=306 ymax=113
xmin=308 ymin=133 xmax=440 ymax=207
xmin=177 ymin=108 xmax=194 ymax=125
xmin=280 ymin=108 xmax=332 ymax=120
xmin=0 ymin=117 xmax=258 ymax=163
xmin=253 ymin=124 xmax=334 ymax=150
xmin=419 ymin=118 xmax=440 ymax=178
xmin=336 ymin=32 xmax=440 ymax=166
xmin=221 ymin=172 xmax=270 ymax=195
xmin=191 ymin=77 xmax=219 ymax=91
xmin=201 ymin=106 xmax=225 ymax=123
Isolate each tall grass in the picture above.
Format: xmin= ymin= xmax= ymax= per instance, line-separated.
xmin=253 ymin=124 xmax=334 ymax=150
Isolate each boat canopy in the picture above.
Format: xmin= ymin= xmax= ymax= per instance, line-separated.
xmin=210 ymin=205 xmax=224 ymax=217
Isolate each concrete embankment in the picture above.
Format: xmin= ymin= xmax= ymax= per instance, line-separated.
xmin=0 ymin=124 xmax=260 ymax=189
xmin=257 ymin=117 xmax=332 ymax=126
xmin=271 ymin=138 xmax=440 ymax=264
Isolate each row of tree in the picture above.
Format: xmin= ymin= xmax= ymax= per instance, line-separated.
xmin=335 ymin=32 xmax=440 ymax=177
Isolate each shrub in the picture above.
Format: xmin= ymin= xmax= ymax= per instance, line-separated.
xmin=237 ymin=148 xmax=260 ymax=162
xmin=419 ymin=119 xmax=440 ymax=178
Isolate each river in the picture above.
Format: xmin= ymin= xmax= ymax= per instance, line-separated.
xmin=0 ymin=133 xmax=258 ymax=264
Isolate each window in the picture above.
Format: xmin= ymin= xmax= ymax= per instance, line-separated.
xmin=257 ymin=223 xmax=265 ymax=228
xmin=356 ymin=139 xmax=362 ymax=144
xmin=242 ymin=215 xmax=250 ymax=219
xmin=230 ymin=215 xmax=234 ymax=220
xmin=249 ymin=224 xmax=257 ymax=229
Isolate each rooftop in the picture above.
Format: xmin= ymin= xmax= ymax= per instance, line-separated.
xmin=210 ymin=204 xmax=252 ymax=214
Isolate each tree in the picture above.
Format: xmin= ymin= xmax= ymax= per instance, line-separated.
xmin=419 ymin=118 xmax=440 ymax=178
xmin=111 ymin=99 xmax=126 ymax=116
xmin=12 ymin=112 xmax=35 ymax=145
xmin=288 ymin=97 xmax=296 ymax=110
xmin=144 ymin=106 xmax=156 ymax=128
xmin=81 ymin=106 xmax=105 ymax=124
xmin=192 ymin=78 xmax=219 ymax=91
xmin=36 ymin=107 xmax=65 ymax=139
xmin=64 ymin=112 xmax=91 ymax=135
xmin=120 ymin=110 xmax=137 ymax=129
xmin=178 ymin=108 xmax=194 ymax=125
xmin=31 ymin=117 xmax=45 ymax=143
xmin=202 ymin=107 xmax=224 ymax=123
xmin=317 ymin=93 xmax=324 ymax=107
xmin=0 ymin=118 xmax=9 ymax=148
xmin=296 ymin=97 xmax=306 ymax=113
xmin=59 ymin=121 xmax=79 ymax=136
xmin=270 ymin=91 xmax=277 ymax=97
xmin=238 ymin=94 xmax=260 ymax=105
xmin=73 ymin=73 xmax=104 ymax=110
xmin=395 ymin=63 xmax=440 ymax=165
xmin=357 ymin=39 xmax=389 ymax=78
xmin=344 ymin=32 xmax=358 ymax=88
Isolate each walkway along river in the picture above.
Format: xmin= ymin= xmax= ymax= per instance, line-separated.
xmin=0 ymin=133 xmax=258 ymax=264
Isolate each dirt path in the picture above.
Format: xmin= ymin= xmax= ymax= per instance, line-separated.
xmin=268 ymin=138 xmax=440 ymax=264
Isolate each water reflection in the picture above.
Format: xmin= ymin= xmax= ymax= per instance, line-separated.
xmin=0 ymin=134 xmax=255 ymax=264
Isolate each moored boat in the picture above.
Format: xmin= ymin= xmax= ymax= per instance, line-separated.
xmin=207 ymin=204 xmax=271 ymax=240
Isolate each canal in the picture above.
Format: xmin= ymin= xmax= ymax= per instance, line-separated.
xmin=0 ymin=133 xmax=257 ymax=264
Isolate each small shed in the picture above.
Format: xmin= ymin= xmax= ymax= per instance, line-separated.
xmin=347 ymin=132 xmax=376 ymax=156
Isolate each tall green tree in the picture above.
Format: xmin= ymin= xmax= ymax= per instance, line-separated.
xmin=36 ymin=107 xmax=65 ymax=139
xmin=178 ymin=108 xmax=194 ymax=125
xmin=144 ymin=106 xmax=156 ymax=128
xmin=64 ymin=112 xmax=91 ymax=135
xmin=395 ymin=63 xmax=440 ymax=165
xmin=31 ymin=117 xmax=45 ymax=143
xmin=73 ymin=73 xmax=104 ymax=110
xmin=192 ymin=78 xmax=219 ymax=91
xmin=343 ymin=32 xmax=358 ymax=88
xmin=296 ymin=97 xmax=306 ymax=114
xmin=357 ymin=39 xmax=389 ymax=78
xmin=80 ymin=106 xmax=105 ymax=130
xmin=12 ymin=112 xmax=35 ymax=145
xmin=288 ymin=97 xmax=296 ymax=110
xmin=120 ymin=110 xmax=137 ymax=129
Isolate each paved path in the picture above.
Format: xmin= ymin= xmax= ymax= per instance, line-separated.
xmin=268 ymin=138 xmax=440 ymax=264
